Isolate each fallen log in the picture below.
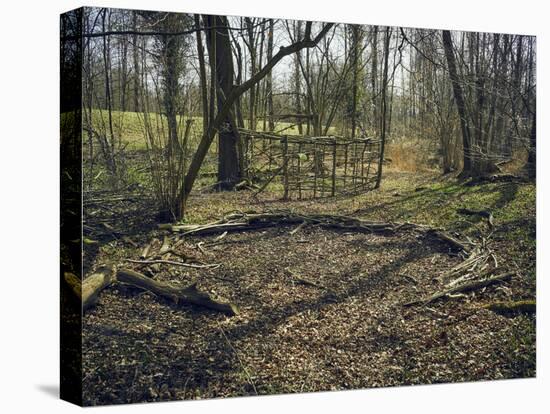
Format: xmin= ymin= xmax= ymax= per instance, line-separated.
xmin=82 ymin=265 xmax=116 ymax=310
xmin=64 ymin=271 xmax=81 ymax=300
xmin=160 ymin=211 xmax=479 ymax=261
xmin=483 ymin=299 xmax=536 ymax=315
xmin=117 ymin=268 xmax=238 ymax=316
xmin=465 ymin=174 xmax=526 ymax=186
xmin=161 ymin=211 xmax=396 ymax=236
xmin=404 ymin=271 xmax=514 ymax=306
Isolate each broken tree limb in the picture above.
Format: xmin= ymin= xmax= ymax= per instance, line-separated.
xmin=159 ymin=236 xmax=171 ymax=255
xmin=426 ymin=229 xmax=471 ymax=253
xmin=162 ymin=211 xmax=397 ymax=236
xmin=140 ymin=242 xmax=152 ymax=259
xmin=289 ymin=221 xmax=307 ymax=235
xmin=483 ymin=299 xmax=536 ymax=315
xmin=465 ymin=174 xmax=526 ymax=186
xmin=253 ymin=164 xmax=285 ymax=197
xmin=159 ymin=211 xmax=480 ymax=260
xmin=457 ymin=208 xmax=494 ymax=228
xmin=64 ymin=271 xmax=81 ymax=300
xmin=286 ymin=268 xmax=325 ymax=289
xmin=117 ymin=268 xmax=238 ymax=316
xmin=82 ymin=265 xmax=116 ymax=310
xmin=124 ymin=258 xmax=220 ymax=269
xmin=404 ymin=271 xmax=514 ymax=307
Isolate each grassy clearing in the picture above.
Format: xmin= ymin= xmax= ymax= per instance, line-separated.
xmin=89 ymin=109 xmax=340 ymax=151
xmin=182 ymin=169 xmax=536 ymax=291
xmin=183 ymin=170 xmax=535 ymax=237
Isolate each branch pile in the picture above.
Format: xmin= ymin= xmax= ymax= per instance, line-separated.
xmin=404 ymin=227 xmax=515 ymax=306
xmin=159 ymin=210 xmax=470 ymax=254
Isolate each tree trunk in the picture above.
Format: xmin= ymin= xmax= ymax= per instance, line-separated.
xmin=350 ymin=25 xmax=362 ymax=139
xmin=375 ymin=27 xmax=391 ymax=188
xmin=442 ymin=30 xmax=472 ymax=175
xmin=245 ymin=17 xmax=257 ymax=131
xmin=132 ymin=11 xmax=140 ymax=112
xmin=266 ymin=19 xmax=275 ymax=132
xmin=204 ymin=15 xmax=242 ymax=190
xmin=194 ymin=14 xmax=209 ymax=136
xmin=162 ymin=33 xmax=181 ymax=158
xmin=526 ymin=107 xmax=536 ymax=178
xmin=294 ymin=22 xmax=304 ymax=135
xmin=371 ymin=27 xmax=378 ymax=133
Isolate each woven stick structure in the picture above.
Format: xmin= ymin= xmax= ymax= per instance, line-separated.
xmin=239 ymin=128 xmax=382 ymax=199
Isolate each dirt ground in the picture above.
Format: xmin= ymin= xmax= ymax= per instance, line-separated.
xmin=81 ymin=171 xmax=536 ymax=406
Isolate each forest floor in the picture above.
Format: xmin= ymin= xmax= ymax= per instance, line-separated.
xmin=81 ymin=169 xmax=536 ymax=405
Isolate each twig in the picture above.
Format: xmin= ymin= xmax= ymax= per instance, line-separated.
xmin=196 ymin=241 xmax=207 ymax=255
xmin=217 ymin=323 xmax=258 ymax=395
xmin=401 ymin=274 xmax=418 ymax=284
xmin=404 ymin=272 xmax=514 ymax=307
xmin=290 ymin=221 xmax=307 ymax=235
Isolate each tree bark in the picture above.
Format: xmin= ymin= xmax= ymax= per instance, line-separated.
xmin=117 ymin=268 xmax=238 ymax=315
xmin=265 ymin=19 xmax=275 ymax=132
xmin=442 ymin=30 xmax=472 ymax=175
xmin=132 ymin=11 xmax=140 ymax=112
xmin=204 ymin=15 xmax=242 ymax=190
xmin=75 ymin=267 xmax=238 ymax=315
xmin=527 ymin=107 xmax=536 ymax=178
xmin=194 ymin=14 xmax=209 ymax=136
xmin=350 ymin=25 xmax=362 ymax=139
xmin=79 ymin=265 xmax=116 ymax=310
xmin=375 ymin=27 xmax=391 ymax=188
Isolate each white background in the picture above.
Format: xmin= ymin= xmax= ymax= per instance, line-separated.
xmin=0 ymin=0 xmax=547 ymax=412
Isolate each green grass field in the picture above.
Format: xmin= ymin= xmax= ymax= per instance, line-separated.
xmin=88 ymin=109 xmax=335 ymax=151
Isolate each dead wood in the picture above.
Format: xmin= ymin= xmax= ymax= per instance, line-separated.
xmin=289 ymin=221 xmax=307 ymax=235
xmin=483 ymin=299 xmax=536 ymax=315
xmin=117 ymin=268 xmax=238 ymax=315
xmin=400 ymin=274 xmax=418 ymax=284
xmin=293 ymin=276 xmax=325 ymax=289
xmin=124 ymin=258 xmax=220 ymax=269
xmin=287 ymin=269 xmax=325 ymax=289
xmin=426 ymin=229 xmax=471 ymax=253
xmin=457 ymin=208 xmax=494 ymax=228
xmin=465 ymin=174 xmax=526 ymax=186
xmin=64 ymin=271 xmax=81 ymax=300
xmin=159 ymin=236 xmax=171 ymax=255
xmin=253 ymin=165 xmax=285 ymax=197
xmin=140 ymin=242 xmax=152 ymax=259
xmin=160 ymin=212 xmax=478 ymax=260
xmin=82 ymin=265 xmax=116 ymax=310
xmin=123 ymin=236 xmax=138 ymax=247
xmin=162 ymin=211 xmax=397 ymax=236
xmin=404 ymin=271 xmax=514 ymax=306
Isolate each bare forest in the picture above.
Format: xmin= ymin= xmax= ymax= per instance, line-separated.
xmin=60 ymin=7 xmax=536 ymax=406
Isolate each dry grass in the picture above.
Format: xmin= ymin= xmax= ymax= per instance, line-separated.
xmin=384 ymin=141 xmax=436 ymax=172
